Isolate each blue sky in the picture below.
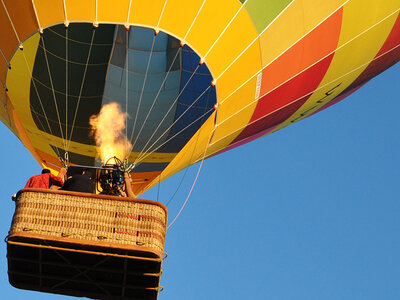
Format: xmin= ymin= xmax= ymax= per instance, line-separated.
xmin=0 ymin=62 xmax=399 ymax=300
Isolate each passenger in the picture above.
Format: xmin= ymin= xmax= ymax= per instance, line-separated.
xmin=114 ymin=173 xmax=134 ymax=197
xmin=60 ymin=169 xmax=95 ymax=194
xmin=124 ymin=172 xmax=135 ymax=198
xmin=25 ymin=168 xmax=65 ymax=189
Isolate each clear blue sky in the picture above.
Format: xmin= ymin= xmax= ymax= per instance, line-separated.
xmin=0 ymin=62 xmax=399 ymax=300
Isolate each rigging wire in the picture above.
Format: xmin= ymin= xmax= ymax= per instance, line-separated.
xmin=128 ymin=32 xmax=158 ymax=151
xmin=65 ymin=26 xmax=68 ymax=155
xmin=136 ymin=84 xmax=212 ymax=163
xmin=21 ymin=53 xmax=63 ymax=159
xmin=133 ymin=62 xmax=203 ymax=161
xmin=47 ymin=27 xmax=112 ymax=46
xmin=157 ymin=175 xmax=161 ymax=202
xmin=1 ymin=0 xmax=63 ymax=160
xmin=41 ymin=33 xmax=68 ymax=152
xmin=156 ymin=0 xmax=168 ymax=30
xmin=130 ymin=0 xmax=210 ymax=159
xmin=164 ymin=103 xmax=205 ymax=207
xmin=2 ymin=0 xmax=63 ymax=158
xmin=67 ymin=27 xmax=96 ymax=152
xmin=167 ymin=123 xmax=215 ymax=230
xmin=135 ymin=105 xmax=213 ymax=167
xmin=1 ymin=0 xmax=21 ymax=44
xmin=125 ymin=27 xmax=129 ymax=156
xmin=0 ymin=47 xmax=8 ymax=66
xmin=29 ymin=75 xmax=102 ymax=98
xmin=212 ymin=0 xmax=297 ymax=84
xmin=36 ymin=43 xmax=107 ymax=66
xmin=130 ymin=45 xmax=183 ymax=152
xmin=126 ymin=0 xmax=133 ymax=26
xmin=203 ymin=0 xmax=249 ymax=60
xmin=165 ymin=166 xmax=189 ymax=207
xmin=183 ymin=0 xmax=207 ymax=41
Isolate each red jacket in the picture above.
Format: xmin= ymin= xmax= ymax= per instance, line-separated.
xmin=25 ymin=173 xmax=64 ymax=189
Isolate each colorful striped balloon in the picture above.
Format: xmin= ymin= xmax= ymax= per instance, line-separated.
xmin=1 ymin=0 xmax=399 ymax=195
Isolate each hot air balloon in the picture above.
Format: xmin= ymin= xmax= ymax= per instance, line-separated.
xmin=1 ymin=0 xmax=400 ymax=299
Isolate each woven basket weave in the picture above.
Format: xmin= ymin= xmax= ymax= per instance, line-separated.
xmin=9 ymin=189 xmax=167 ymax=255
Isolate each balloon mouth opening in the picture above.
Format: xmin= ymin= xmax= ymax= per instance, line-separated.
xmin=24 ymin=22 xmax=217 ymax=171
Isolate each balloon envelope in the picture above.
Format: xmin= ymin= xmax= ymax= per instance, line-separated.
xmin=0 ymin=0 xmax=399 ymax=194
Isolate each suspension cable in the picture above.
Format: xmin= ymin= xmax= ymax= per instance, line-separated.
xmin=128 ymin=33 xmax=157 ymax=150
xmin=167 ymin=124 xmax=215 ymax=230
xmin=1 ymin=0 xmax=63 ymax=159
xmin=67 ymin=27 xmax=96 ymax=151
xmin=164 ymin=101 xmax=206 ymax=207
xmin=21 ymin=57 xmax=63 ymax=158
xmin=203 ymin=0 xmax=249 ymax=60
xmin=0 ymin=48 xmax=8 ymax=67
xmin=156 ymin=0 xmax=168 ymax=30
xmin=183 ymin=0 xmax=207 ymax=41
xmin=1 ymin=0 xmax=21 ymax=44
xmin=135 ymin=82 xmax=212 ymax=163
xmin=41 ymin=33 xmax=68 ymax=152
xmin=135 ymin=105 xmax=213 ymax=166
xmin=125 ymin=27 xmax=129 ymax=155
xmin=130 ymin=0 xmax=209 ymax=157
xmin=130 ymin=46 xmax=183 ymax=152
xmin=133 ymin=63 xmax=202 ymax=160
xmin=126 ymin=0 xmax=133 ymax=25
xmin=213 ymin=0 xmax=296 ymax=84
xmin=165 ymin=166 xmax=190 ymax=207
xmin=65 ymin=26 xmax=68 ymax=155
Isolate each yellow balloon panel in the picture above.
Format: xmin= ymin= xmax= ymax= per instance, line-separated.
xmin=0 ymin=85 xmax=10 ymax=128
xmin=146 ymin=114 xmax=217 ymax=191
xmin=97 ymin=0 xmax=130 ymax=23
xmin=33 ymin=0 xmax=64 ymax=28
xmin=158 ymin=0 xmax=206 ymax=40
xmin=6 ymin=34 xmax=40 ymax=131
xmin=208 ymin=101 xmax=258 ymax=156
xmin=65 ymin=0 xmax=96 ymax=22
xmin=215 ymin=42 xmax=261 ymax=101
xmin=204 ymin=9 xmax=258 ymax=78
xmin=338 ymin=0 xmax=400 ymax=44
xmin=6 ymin=34 xmax=65 ymax=163
xmin=208 ymin=77 xmax=259 ymax=151
xmin=184 ymin=0 xmax=241 ymax=58
xmin=3 ymin=99 xmax=20 ymax=141
xmin=11 ymin=109 xmax=43 ymax=166
xmin=129 ymin=0 xmax=166 ymax=28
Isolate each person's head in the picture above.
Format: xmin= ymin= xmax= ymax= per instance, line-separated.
xmin=82 ymin=169 xmax=92 ymax=179
xmin=41 ymin=169 xmax=51 ymax=174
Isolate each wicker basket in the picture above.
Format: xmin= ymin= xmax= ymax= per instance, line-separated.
xmin=7 ymin=188 xmax=168 ymax=300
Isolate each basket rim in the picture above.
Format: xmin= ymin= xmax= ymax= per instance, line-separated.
xmin=19 ymin=188 xmax=168 ymax=217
